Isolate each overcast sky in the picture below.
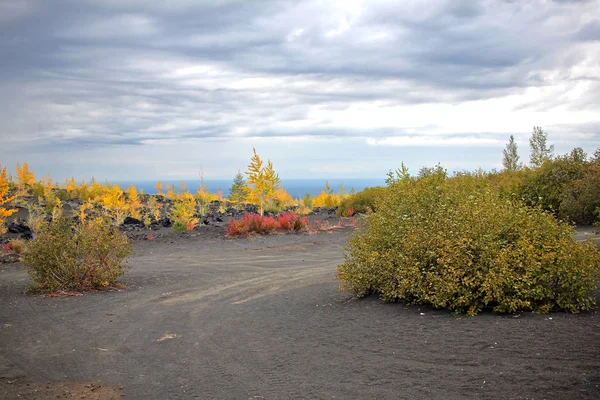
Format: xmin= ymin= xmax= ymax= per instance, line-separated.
xmin=1 ymin=0 xmax=599 ymax=181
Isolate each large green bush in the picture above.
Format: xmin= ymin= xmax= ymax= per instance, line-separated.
xmin=338 ymin=174 xmax=600 ymax=315
xmin=23 ymin=213 xmax=132 ymax=293
xmin=336 ymin=186 xmax=387 ymax=216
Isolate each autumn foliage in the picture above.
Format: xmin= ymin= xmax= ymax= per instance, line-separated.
xmin=226 ymin=212 xmax=309 ymax=236
xmin=0 ymin=164 xmax=17 ymax=235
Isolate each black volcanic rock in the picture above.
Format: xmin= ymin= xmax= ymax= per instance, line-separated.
xmin=7 ymin=222 xmax=32 ymax=240
xmin=160 ymin=218 xmax=172 ymax=228
xmin=123 ymin=216 xmax=144 ymax=227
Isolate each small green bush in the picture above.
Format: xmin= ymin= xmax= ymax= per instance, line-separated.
xmin=172 ymin=220 xmax=188 ymax=232
xmin=338 ymin=173 xmax=600 ymax=315
xmin=22 ymin=213 xmax=132 ymax=293
xmin=336 ymin=186 xmax=386 ymax=216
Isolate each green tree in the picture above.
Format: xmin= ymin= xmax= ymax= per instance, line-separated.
xmin=590 ymin=147 xmax=600 ymax=164
xmin=245 ymin=148 xmax=281 ymax=215
xmin=228 ymin=170 xmax=249 ymax=204
xmin=418 ymin=163 xmax=448 ymax=178
xmin=529 ymin=126 xmax=554 ymax=168
xmin=324 ymin=181 xmax=333 ymax=195
xmin=570 ymin=147 xmax=587 ymax=164
xmin=502 ymin=135 xmax=523 ymax=171
xmin=386 ymin=162 xmax=411 ymax=185
xmin=301 ymin=192 xmax=313 ymax=208
xmin=518 ymin=152 xmax=585 ymax=213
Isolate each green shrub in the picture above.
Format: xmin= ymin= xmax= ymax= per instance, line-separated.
xmin=172 ymin=220 xmax=188 ymax=232
xmin=22 ymin=213 xmax=131 ymax=293
xmin=559 ymin=163 xmax=600 ymax=225
xmin=264 ymin=204 xmax=283 ymax=215
xmin=483 ymin=169 xmax=527 ymax=199
xmin=336 ymin=186 xmax=386 ymax=216
xmin=518 ymin=154 xmax=585 ymax=214
xmin=338 ymin=173 xmax=600 ymax=315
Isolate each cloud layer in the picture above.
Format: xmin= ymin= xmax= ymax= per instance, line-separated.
xmin=0 ymin=0 xmax=599 ymax=179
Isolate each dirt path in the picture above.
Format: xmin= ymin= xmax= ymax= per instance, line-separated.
xmin=1 ymin=229 xmax=599 ymax=399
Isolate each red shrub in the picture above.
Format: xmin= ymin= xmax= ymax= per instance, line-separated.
xmin=226 ymin=214 xmax=275 ymax=236
xmin=345 ymin=208 xmax=355 ymax=217
xmin=311 ymin=220 xmax=333 ymax=231
xmin=2 ymin=242 xmax=12 ymax=253
xmin=251 ymin=214 xmax=278 ymax=234
xmin=277 ymin=212 xmax=308 ymax=232
xmin=226 ymin=215 xmax=252 ymax=236
xmin=311 ymin=220 xmax=322 ymax=232
xmin=226 ymin=213 xmax=308 ymax=236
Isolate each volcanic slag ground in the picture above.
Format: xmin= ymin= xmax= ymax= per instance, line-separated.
xmin=1 ymin=226 xmax=600 ymax=399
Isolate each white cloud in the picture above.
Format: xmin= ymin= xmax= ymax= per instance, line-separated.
xmin=366 ymin=136 xmax=502 ymax=147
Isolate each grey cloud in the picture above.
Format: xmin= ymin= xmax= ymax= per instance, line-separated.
xmin=0 ymin=0 xmax=598 ymax=179
xmin=576 ymin=20 xmax=600 ymax=41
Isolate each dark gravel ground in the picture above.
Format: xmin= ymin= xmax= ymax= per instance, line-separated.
xmin=1 ymin=225 xmax=599 ymax=399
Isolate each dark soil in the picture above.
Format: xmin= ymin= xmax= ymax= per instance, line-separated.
xmin=1 ymin=224 xmax=599 ymax=399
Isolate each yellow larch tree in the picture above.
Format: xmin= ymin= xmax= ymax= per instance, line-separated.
xmin=42 ymin=174 xmax=54 ymax=196
xmin=156 ymin=180 xmax=163 ymax=195
xmin=64 ymin=177 xmax=77 ymax=192
xmin=274 ymin=188 xmax=295 ymax=209
xmin=245 ymin=147 xmax=280 ymax=215
xmin=16 ymin=161 xmax=36 ymax=194
xmin=169 ymin=191 xmax=199 ymax=231
xmin=88 ymin=178 xmax=105 ymax=202
xmin=102 ymin=184 xmax=128 ymax=224
xmin=78 ymin=179 xmax=90 ymax=202
xmin=0 ymin=164 xmax=18 ymax=234
xmin=165 ymin=183 xmax=176 ymax=199
xmin=312 ymin=181 xmax=340 ymax=208
xmin=126 ymin=184 xmax=142 ymax=219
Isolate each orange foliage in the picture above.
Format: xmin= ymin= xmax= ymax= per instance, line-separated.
xmin=0 ymin=164 xmax=18 ymax=234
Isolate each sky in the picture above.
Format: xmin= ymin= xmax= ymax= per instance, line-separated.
xmin=0 ymin=0 xmax=599 ymax=181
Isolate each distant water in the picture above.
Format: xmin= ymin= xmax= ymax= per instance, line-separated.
xmin=110 ymin=179 xmax=386 ymax=198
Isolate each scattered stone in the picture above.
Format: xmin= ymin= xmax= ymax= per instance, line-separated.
xmin=0 ymin=253 xmax=20 ymax=264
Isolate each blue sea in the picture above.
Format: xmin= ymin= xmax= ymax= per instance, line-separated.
xmin=110 ymin=179 xmax=386 ymax=198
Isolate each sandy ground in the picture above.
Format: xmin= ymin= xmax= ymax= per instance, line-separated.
xmin=1 ymin=227 xmax=599 ymax=399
